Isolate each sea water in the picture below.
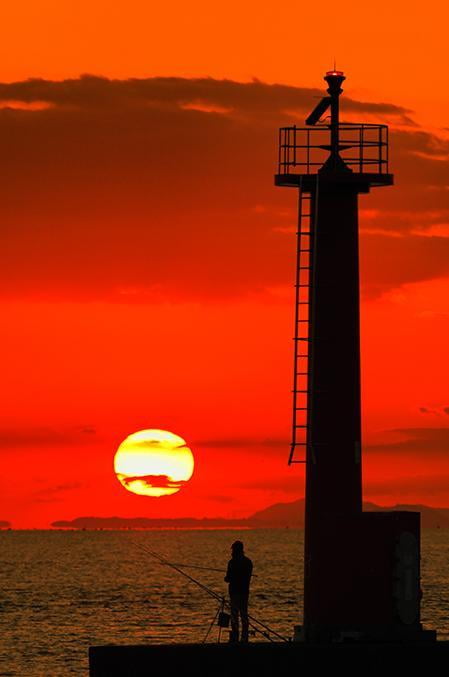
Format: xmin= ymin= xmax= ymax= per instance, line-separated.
xmin=1 ymin=529 xmax=448 ymax=676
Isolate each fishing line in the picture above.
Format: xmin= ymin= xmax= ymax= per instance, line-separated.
xmin=170 ymin=563 xmax=226 ymax=574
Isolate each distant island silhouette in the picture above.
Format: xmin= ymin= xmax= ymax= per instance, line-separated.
xmin=51 ymin=499 xmax=449 ymax=529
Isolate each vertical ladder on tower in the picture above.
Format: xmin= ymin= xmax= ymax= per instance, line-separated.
xmin=288 ymin=186 xmax=314 ymax=465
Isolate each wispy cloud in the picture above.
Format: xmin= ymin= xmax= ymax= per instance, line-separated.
xmin=0 ymin=425 xmax=96 ymax=449
xmin=365 ymin=427 xmax=449 ymax=457
xmin=195 ymin=437 xmax=287 ymax=449
xmin=32 ymin=482 xmax=83 ymax=504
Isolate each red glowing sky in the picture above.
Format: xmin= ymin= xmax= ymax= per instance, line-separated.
xmin=1 ymin=1 xmax=449 ymax=527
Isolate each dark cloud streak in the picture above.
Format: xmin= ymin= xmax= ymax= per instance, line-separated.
xmin=0 ymin=75 xmax=412 ymax=119
xmin=0 ymin=76 xmax=447 ymax=302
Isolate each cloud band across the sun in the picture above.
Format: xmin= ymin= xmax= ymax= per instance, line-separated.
xmin=120 ymin=473 xmax=187 ymax=490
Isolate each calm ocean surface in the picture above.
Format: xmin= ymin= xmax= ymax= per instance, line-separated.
xmin=1 ymin=529 xmax=449 ymax=676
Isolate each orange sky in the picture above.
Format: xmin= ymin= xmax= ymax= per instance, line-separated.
xmin=1 ymin=1 xmax=448 ymax=127
xmin=1 ymin=1 xmax=449 ymax=527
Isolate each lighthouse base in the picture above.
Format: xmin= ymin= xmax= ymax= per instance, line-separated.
xmin=293 ymin=623 xmax=436 ymax=644
xmin=303 ymin=511 xmax=423 ymax=636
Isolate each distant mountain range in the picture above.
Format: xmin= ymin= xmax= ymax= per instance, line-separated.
xmin=51 ymin=499 xmax=449 ymax=530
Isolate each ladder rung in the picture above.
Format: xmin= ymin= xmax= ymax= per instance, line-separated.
xmin=296 ymin=372 xmax=308 ymax=375
xmin=293 ymin=337 xmax=310 ymax=341
xmin=297 ymin=319 xmax=308 ymax=323
xmin=295 ymin=407 xmax=307 ymax=410
xmin=289 ymin=460 xmax=307 ymax=465
xmin=294 ymin=424 xmax=307 ymax=428
xmin=298 ymin=301 xmax=309 ymax=305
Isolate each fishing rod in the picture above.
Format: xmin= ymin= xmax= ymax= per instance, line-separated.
xmin=131 ymin=538 xmax=288 ymax=643
xmin=165 ymin=562 xmax=257 ymax=577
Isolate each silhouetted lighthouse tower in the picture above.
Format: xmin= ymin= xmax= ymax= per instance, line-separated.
xmin=276 ymin=71 xmax=431 ymax=642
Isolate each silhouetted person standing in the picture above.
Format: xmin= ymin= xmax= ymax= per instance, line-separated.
xmin=224 ymin=540 xmax=253 ymax=643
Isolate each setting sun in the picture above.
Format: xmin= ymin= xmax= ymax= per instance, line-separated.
xmin=114 ymin=429 xmax=194 ymax=497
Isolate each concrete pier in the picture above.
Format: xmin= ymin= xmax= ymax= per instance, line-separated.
xmin=90 ymin=639 xmax=445 ymax=677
